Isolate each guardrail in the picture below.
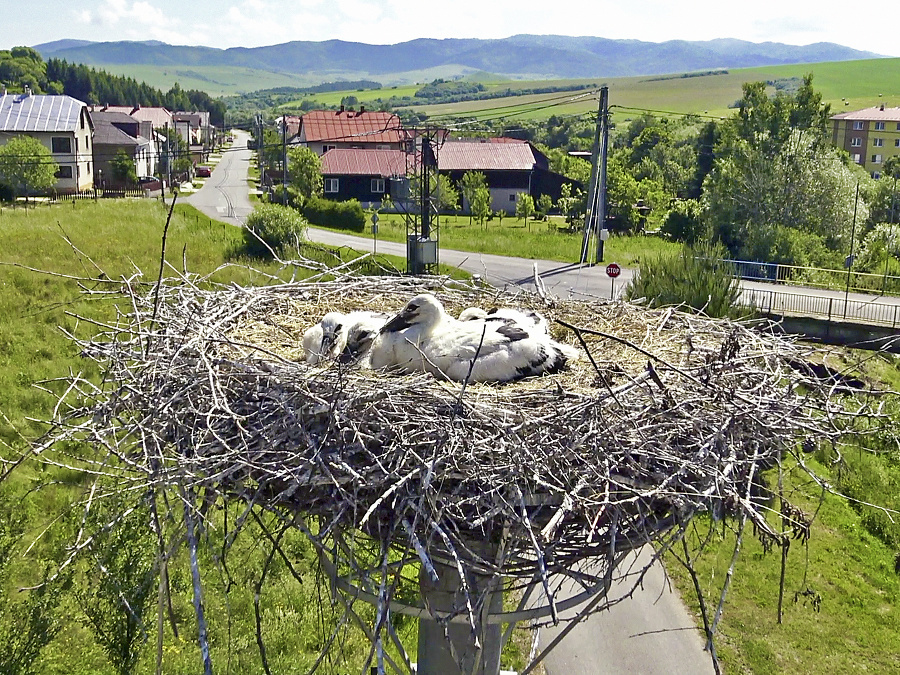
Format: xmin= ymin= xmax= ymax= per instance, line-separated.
xmin=725 ymin=259 xmax=900 ymax=296
xmin=741 ymin=287 xmax=900 ymax=328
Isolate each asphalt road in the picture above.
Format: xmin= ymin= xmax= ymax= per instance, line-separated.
xmin=537 ymin=548 xmax=715 ymax=675
xmin=184 ymin=129 xmax=255 ymax=225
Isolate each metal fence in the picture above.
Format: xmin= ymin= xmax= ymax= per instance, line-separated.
xmin=741 ymin=287 xmax=900 ymax=328
xmin=725 ymin=259 xmax=900 ymax=297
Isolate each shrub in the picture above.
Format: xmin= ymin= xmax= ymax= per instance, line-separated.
xmin=302 ymin=196 xmax=366 ymax=233
xmin=661 ymin=199 xmax=707 ymax=244
xmin=625 ymin=242 xmax=741 ymax=318
xmin=243 ymin=203 xmax=308 ymax=258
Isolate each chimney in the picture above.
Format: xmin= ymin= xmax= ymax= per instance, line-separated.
xmin=339 ymin=104 xmax=345 ymax=113
xmin=880 ymin=103 xmax=885 ymax=111
xmin=23 ymin=85 xmax=31 ymax=96
xmin=359 ymin=105 xmax=365 ymax=114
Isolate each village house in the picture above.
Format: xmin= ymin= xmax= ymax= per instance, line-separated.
xmin=89 ymin=110 xmax=156 ymax=186
xmin=320 ymin=148 xmax=411 ymax=208
xmin=296 ymin=108 xmax=407 ymax=155
xmin=0 ymin=89 xmax=94 ymax=194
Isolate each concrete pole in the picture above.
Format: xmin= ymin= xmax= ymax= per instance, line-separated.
xmin=417 ymin=557 xmax=503 ymax=675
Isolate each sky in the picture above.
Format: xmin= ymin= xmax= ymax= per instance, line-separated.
xmin=3 ymin=0 xmax=898 ymax=57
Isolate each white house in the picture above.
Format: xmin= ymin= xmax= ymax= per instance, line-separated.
xmin=0 ymin=90 xmax=94 ymax=194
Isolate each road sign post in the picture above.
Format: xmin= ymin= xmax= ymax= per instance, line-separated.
xmin=606 ymin=262 xmax=621 ymax=300
xmin=371 ymin=212 xmax=379 ymax=255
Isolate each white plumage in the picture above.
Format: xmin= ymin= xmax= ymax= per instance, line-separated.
xmin=371 ymin=293 xmax=574 ymax=383
xmin=302 ymin=310 xmax=388 ymax=365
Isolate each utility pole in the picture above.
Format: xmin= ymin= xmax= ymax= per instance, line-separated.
xmin=165 ymin=122 xmax=172 ymax=191
xmin=581 ymin=86 xmax=609 ymax=264
xmin=281 ymin=116 xmax=288 ymax=202
xmin=421 ymin=131 xmax=435 ymax=240
xmin=594 ymin=86 xmax=610 ymax=265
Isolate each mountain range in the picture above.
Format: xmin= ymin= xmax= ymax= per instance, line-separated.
xmin=33 ymin=35 xmax=883 ymax=86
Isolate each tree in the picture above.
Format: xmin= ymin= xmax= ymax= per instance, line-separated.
xmin=661 ymin=199 xmax=707 ymax=245
xmin=516 ymin=193 xmax=536 ymax=228
xmin=0 ymin=136 xmax=58 ymax=202
xmin=110 ymin=149 xmax=137 ymax=187
xmin=286 ymin=145 xmax=323 ymax=206
xmin=77 ymin=501 xmax=157 ymax=675
xmin=434 ymin=174 xmax=459 ymax=213
xmin=703 ymin=130 xmax=865 ymax=265
xmin=460 ymin=171 xmax=488 ymax=225
xmin=470 ymin=184 xmax=492 ymax=228
xmin=536 ymin=193 xmax=553 ymax=220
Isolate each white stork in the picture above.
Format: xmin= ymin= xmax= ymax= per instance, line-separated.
xmin=371 ymin=293 xmax=574 ymax=383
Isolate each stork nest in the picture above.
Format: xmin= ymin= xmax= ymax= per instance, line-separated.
xmin=40 ymin=263 xmax=859 ymax=593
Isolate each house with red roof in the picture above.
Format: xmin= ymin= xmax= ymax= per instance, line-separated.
xmin=320 ymin=148 xmax=412 ymax=208
xmin=297 ymin=108 xmax=407 ymax=155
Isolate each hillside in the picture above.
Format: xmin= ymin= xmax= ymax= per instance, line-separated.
xmin=34 ymin=34 xmax=883 ymax=93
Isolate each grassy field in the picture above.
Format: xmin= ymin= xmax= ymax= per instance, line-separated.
xmin=93 ymin=56 xmax=900 ymax=120
xmin=264 ymin=58 xmax=900 ymax=123
xmin=0 ymin=200 xmax=897 ymax=673
xmin=318 ymin=212 xmax=683 ymax=266
xmin=0 ymin=199 xmax=468 ymax=674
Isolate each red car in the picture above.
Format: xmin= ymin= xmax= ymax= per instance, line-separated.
xmin=196 ymin=166 xmax=212 ymax=178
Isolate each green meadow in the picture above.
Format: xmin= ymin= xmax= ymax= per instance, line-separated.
xmin=264 ymin=58 xmax=900 ymax=122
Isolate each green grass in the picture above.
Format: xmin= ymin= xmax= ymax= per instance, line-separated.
xmin=667 ymin=454 xmax=900 ymax=675
xmin=314 ymin=212 xmax=682 ymax=266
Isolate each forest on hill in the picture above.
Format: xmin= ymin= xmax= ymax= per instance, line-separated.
xmin=0 ymin=46 xmax=226 ymax=125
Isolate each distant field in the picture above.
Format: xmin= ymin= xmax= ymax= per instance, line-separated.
xmin=270 ymin=58 xmax=900 ymax=124
xmin=94 ymin=58 xmax=900 ymax=120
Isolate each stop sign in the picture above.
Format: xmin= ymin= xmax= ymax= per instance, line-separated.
xmin=606 ymin=263 xmax=621 ymax=278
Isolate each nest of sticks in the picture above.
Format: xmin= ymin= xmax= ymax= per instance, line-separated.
xmin=37 ymin=262 xmax=875 ymax=671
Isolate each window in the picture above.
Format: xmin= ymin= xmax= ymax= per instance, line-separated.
xmin=51 ymin=137 xmax=71 ymax=154
xmin=872 ymin=154 xmax=883 ymax=164
xmin=875 ymin=121 xmax=885 ymax=130
xmin=874 ymin=172 xmax=882 ymax=179
xmin=851 ymin=137 xmax=862 ymax=147
xmin=874 ymin=138 xmax=884 ymax=147
xmin=322 ymin=145 xmax=336 ymax=153
xmin=853 ymin=121 xmax=864 ymax=130
xmin=895 ymin=139 xmax=900 ymax=147
xmin=509 ymin=194 xmax=517 ymax=202
xmin=324 ymin=178 xmax=339 ymax=193
xmin=371 ymin=178 xmax=385 ymax=193
xmin=852 ymin=153 xmax=862 ymax=164
xmin=55 ymin=166 xmax=73 ymax=179
xmin=376 ymin=144 xmax=391 ymax=150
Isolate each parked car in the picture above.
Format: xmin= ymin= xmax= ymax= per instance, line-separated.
xmin=137 ymin=176 xmax=163 ymax=191
xmin=196 ymin=166 xmax=212 ymax=178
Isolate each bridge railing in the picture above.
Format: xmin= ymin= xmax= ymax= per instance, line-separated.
xmin=724 ymin=259 xmax=900 ymax=296
xmin=740 ymin=287 xmax=900 ymax=328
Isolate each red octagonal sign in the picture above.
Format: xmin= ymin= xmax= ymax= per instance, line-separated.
xmin=605 ymin=263 xmax=621 ymax=278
